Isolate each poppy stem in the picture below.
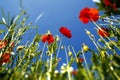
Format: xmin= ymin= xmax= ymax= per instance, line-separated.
xmin=47 ymin=54 xmax=53 ymax=80
xmin=40 ymin=42 xmax=47 ymax=60
xmin=56 ymin=35 xmax=63 ymax=58
xmin=81 ymin=45 xmax=90 ymax=79
xmin=64 ymin=46 xmax=69 ymax=65
xmin=50 ymin=54 xmax=53 ymax=72
xmin=64 ymin=46 xmax=71 ymax=80
xmin=68 ymin=45 xmax=77 ymax=59
xmin=93 ymin=20 xmax=120 ymax=51
xmin=87 ymin=34 xmax=100 ymax=53
xmin=71 ymin=46 xmax=77 ymax=59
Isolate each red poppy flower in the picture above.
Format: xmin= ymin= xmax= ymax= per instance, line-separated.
xmin=59 ymin=27 xmax=72 ymax=38
xmin=71 ymin=70 xmax=78 ymax=75
xmin=112 ymin=3 xmax=117 ymax=11
xmin=0 ymin=53 xmax=11 ymax=64
xmin=103 ymin=0 xmax=117 ymax=11
xmin=47 ymin=34 xmax=55 ymax=44
xmin=89 ymin=8 xmax=99 ymax=21
xmin=79 ymin=7 xmax=99 ymax=24
xmin=41 ymin=34 xmax=54 ymax=44
xmin=97 ymin=28 xmax=110 ymax=37
xmin=103 ymin=0 xmax=112 ymax=6
xmin=0 ymin=40 xmax=7 ymax=49
xmin=0 ymin=40 xmax=14 ymax=49
xmin=41 ymin=34 xmax=48 ymax=43
xmin=77 ymin=58 xmax=84 ymax=63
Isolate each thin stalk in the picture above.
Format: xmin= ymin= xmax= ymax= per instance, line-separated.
xmin=72 ymin=46 xmax=77 ymax=59
xmin=110 ymin=66 xmax=120 ymax=80
xmin=99 ymin=36 xmax=110 ymax=56
xmin=92 ymin=20 xmax=119 ymax=50
xmin=64 ymin=46 xmax=71 ymax=80
xmin=68 ymin=45 xmax=77 ymax=59
xmin=47 ymin=54 xmax=53 ymax=80
xmin=56 ymin=36 xmax=63 ymax=58
xmin=40 ymin=42 xmax=47 ymax=60
xmin=88 ymin=34 xmax=100 ymax=53
xmin=81 ymin=47 xmax=90 ymax=79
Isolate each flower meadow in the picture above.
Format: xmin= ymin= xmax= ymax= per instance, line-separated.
xmin=0 ymin=0 xmax=120 ymax=80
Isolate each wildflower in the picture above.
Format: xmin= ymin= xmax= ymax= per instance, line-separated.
xmin=54 ymin=70 xmax=59 ymax=74
xmin=0 ymin=40 xmax=7 ymax=49
xmin=103 ymin=0 xmax=117 ymax=11
xmin=10 ymin=52 xmax=15 ymax=55
xmin=89 ymin=8 xmax=99 ymax=21
xmin=79 ymin=7 xmax=90 ymax=23
xmin=60 ymin=63 xmax=74 ymax=73
xmin=77 ymin=58 xmax=84 ymax=63
xmin=82 ymin=44 xmax=89 ymax=52
xmin=41 ymin=33 xmax=54 ymax=44
xmin=0 ymin=53 xmax=11 ymax=64
xmin=79 ymin=7 xmax=99 ymax=24
xmin=71 ymin=70 xmax=78 ymax=75
xmin=47 ymin=34 xmax=54 ymax=44
xmin=60 ymin=64 xmax=67 ymax=73
xmin=97 ymin=28 xmax=110 ymax=37
xmin=103 ymin=0 xmax=111 ymax=6
xmin=67 ymin=66 xmax=74 ymax=72
xmin=59 ymin=27 xmax=72 ymax=38
xmin=92 ymin=0 xmax=100 ymax=3
xmin=41 ymin=34 xmax=48 ymax=43
xmin=25 ymin=74 xmax=28 ymax=78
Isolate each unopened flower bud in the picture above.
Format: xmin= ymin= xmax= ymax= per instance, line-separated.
xmin=100 ymin=51 xmax=105 ymax=57
xmin=85 ymin=30 xmax=91 ymax=35
xmin=17 ymin=46 xmax=24 ymax=51
xmin=61 ymin=45 xmax=64 ymax=50
xmin=55 ymin=35 xmax=60 ymax=42
xmin=82 ymin=44 xmax=89 ymax=52
xmin=46 ymin=51 xmax=50 ymax=55
xmin=68 ymin=51 xmax=72 ymax=56
xmin=91 ymin=35 xmax=94 ymax=39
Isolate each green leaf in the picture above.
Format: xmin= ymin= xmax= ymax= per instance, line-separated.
xmin=34 ymin=34 xmax=42 ymax=42
xmin=1 ymin=8 xmax=6 ymax=21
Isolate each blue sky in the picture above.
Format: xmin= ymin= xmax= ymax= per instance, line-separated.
xmin=0 ymin=0 xmax=98 ymax=68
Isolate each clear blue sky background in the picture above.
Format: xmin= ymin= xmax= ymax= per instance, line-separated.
xmin=0 ymin=0 xmax=99 ymax=69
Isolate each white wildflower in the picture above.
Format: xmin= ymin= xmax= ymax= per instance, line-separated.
xmin=93 ymin=0 xmax=100 ymax=3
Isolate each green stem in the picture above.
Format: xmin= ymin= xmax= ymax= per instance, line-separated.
xmin=68 ymin=45 xmax=77 ymax=59
xmin=81 ymin=46 xmax=90 ymax=79
xmin=92 ymin=20 xmax=120 ymax=50
xmin=40 ymin=42 xmax=47 ymax=60
xmin=64 ymin=46 xmax=71 ymax=80
xmin=47 ymin=54 xmax=53 ymax=80
xmin=56 ymin=35 xmax=63 ymax=58
xmin=88 ymin=34 xmax=100 ymax=53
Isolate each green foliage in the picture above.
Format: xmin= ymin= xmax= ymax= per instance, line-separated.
xmin=0 ymin=1 xmax=120 ymax=80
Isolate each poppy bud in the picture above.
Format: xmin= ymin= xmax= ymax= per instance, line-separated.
xmin=85 ymin=29 xmax=91 ymax=35
xmin=100 ymin=51 xmax=105 ymax=57
xmin=68 ymin=51 xmax=72 ymax=56
xmin=17 ymin=46 xmax=24 ymax=51
xmin=82 ymin=44 xmax=89 ymax=52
